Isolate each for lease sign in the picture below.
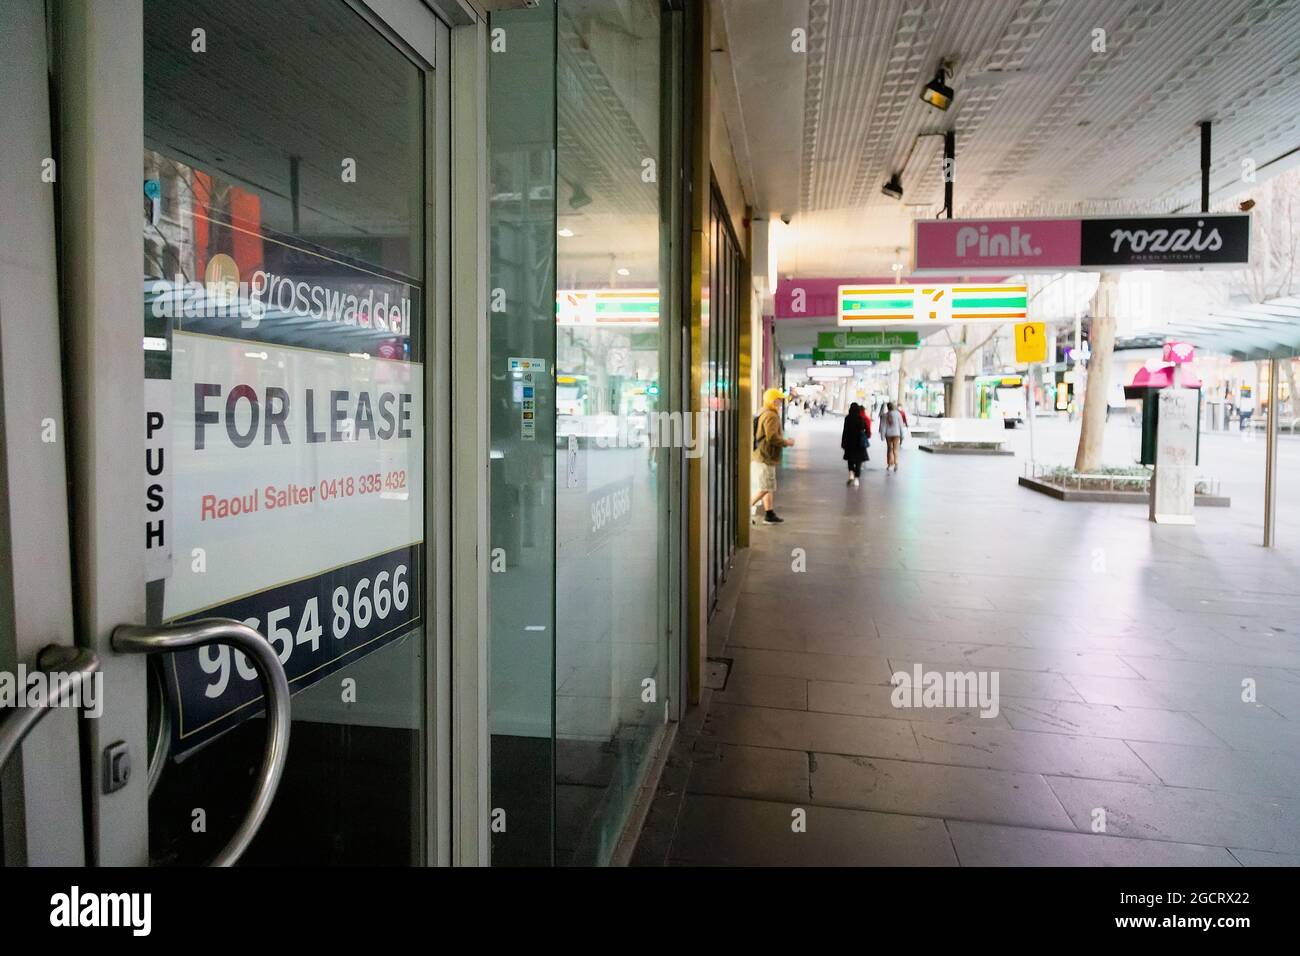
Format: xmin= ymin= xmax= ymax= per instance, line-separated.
xmin=162 ymin=332 xmax=424 ymax=753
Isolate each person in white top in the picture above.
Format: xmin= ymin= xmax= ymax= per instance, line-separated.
xmin=881 ymin=402 xmax=907 ymax=472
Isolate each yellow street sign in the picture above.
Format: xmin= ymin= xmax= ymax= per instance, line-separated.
xmin=1015 ymin=321 xmax=1047 ymax=363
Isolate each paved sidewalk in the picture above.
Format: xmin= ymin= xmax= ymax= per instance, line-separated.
xmin=634 ymin=416 xmax=1300 ymax=866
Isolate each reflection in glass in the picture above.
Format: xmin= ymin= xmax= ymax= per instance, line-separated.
xmin=143 ymin=0 xmax=426 ymax=864
xmin=488 ymin=0 xmax=558 ymax=867
xmin=554 ymin=0 xmax=670 ymax=865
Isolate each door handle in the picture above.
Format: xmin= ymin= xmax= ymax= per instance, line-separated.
xmin=0 ymin=645 xmax=100 ymax=773
xmin=113 ymin=618 xmax=291 ymax=867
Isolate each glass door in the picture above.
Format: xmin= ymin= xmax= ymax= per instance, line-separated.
xmin=2 ymin=0 xmax=449 ymax=867
xmin=137 ymin=0 xmax=440 ymax=866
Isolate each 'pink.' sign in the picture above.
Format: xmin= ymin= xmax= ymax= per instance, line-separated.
xmin=915 ymin=218 xmax=1081 ymax=272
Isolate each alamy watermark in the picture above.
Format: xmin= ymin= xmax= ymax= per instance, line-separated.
xmin=0 ymin=665 xmax=104 ymax=718
xmin=890 ymin=664 xmax=1000 ymax=719
xmin=572 ymin=411 xmax=708 ymax=458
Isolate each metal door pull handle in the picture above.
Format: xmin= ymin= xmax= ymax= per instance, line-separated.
xmin=113 ymin=618 xmax=291 ymax=867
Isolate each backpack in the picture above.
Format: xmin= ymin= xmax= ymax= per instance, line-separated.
xmin=753 ymin=414 xmax=762 ymax=449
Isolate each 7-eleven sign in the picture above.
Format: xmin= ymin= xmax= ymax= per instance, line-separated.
xmin=838 ymin=283 xmax=1027 ymax=326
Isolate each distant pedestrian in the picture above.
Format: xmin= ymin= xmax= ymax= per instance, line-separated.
xmin=841 ymin=402 xmax=869 ymax=486
xmin=881 ymin=401 xmax=906 ymax=473
xmin=751 ymin=388 xmax=795 ymax=523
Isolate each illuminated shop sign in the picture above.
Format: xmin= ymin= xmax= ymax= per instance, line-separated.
xmin=838 ymin=283 xmax=1027 ymax=326
xmin=914 ymin=213 xmax=1251 ymax=273
xmin=557 ymin=289 xmax=660 ymax=327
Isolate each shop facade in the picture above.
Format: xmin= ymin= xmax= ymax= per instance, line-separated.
xmin=1 ymin=0 xmax=698 ymax=867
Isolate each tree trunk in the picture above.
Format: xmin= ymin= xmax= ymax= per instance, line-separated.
xmin=1074 ymin=273 xmax=1118 ymax=472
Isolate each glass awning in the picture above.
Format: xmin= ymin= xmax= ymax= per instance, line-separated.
xmin=1166 ymin=295 xmax=1300 ymax=360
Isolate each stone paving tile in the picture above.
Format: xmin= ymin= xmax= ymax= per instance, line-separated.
xmin=947 ymin=821 xmax=1238 ymax=867
xmin=999 ymin=698 xmax=1225 ymax=747
xmin=729 ymin=646 xmax=896 ymax=684
xmin=911 ymin=722 xmax=1159 ymax=783
xmin=701 ymin=701 xmax=920 ymax=760
xmin=802 ymin=631 xmax=901 ymax=656
xmin=888 ymin=657 xmax=1087 ymax=703
xmin=714 ymin=673 xmax=807 ymax=710
xmin=809 ymin=752 xmax=1074 ymax=830
xmin=1228 ymin=847 xmax=1300 ymax=866
xmin=668 ymin=794 xmax=957 ymax=866
xmin=807 ymin=679 xmax=1011 ymax=727
xmin=1118 ymin=654 xmax=1300 ymax=687
xmin=1045 ymin=776 xmax=1300 ymax=854
xmin=902 ymin=587 xmax=998 ymax=611
xmin=1125 ymin=740 xmax=1300 ymax=798
xmin=964 ymin=644 xmax=1145 ymax=679
xmin=1063 ymin=673 xmax=1291 ymax=717
xmin=1013 ymin=632 xmax=1186 ymax=659
xmin=685 ymin=743 xmax=810 ymax=803
xmin=872 ymin=635 xmax=991 ymax=663
xmin=726 ymin=619 xmax=810 ymax=652
xmin=1187 ymin=711 xmax=1300 ymax=753
xmin=1165 ymin=635 xmax=1300 ymax=669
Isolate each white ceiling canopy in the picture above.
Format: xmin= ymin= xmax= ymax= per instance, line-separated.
xmin=712 ymin=0 xmax=1300 ymax=277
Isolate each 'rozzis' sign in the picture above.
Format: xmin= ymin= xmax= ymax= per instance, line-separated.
xmin=914 ymin=213 xmax=1250 ymax=272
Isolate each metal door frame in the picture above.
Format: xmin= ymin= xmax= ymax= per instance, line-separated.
xmin=0 ymin=0 xmax=87 ymax=867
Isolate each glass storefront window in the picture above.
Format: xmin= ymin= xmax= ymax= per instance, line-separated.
xmin=489 ymin=0 xmax=678 ymax=866
xmin=488 ymin=0 xmax=559 ymax=867
xmin=142 ymin=0 xmax=428 ymax=864
xmin=554 ymin=0 xmax=671 ymax=865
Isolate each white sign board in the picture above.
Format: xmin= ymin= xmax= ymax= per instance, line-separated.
xmin=144 ymin=378 xmax=173 ymax=581
xmin=1150 ymin=387 xmax=1197 ymax=525
xmin=163 ymin=331 xmax=424 ymax=752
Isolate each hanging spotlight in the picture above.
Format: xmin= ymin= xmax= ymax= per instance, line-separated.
xmin=920 ymin=64 xmax=954 ymax=111
xmin=881 ymin=174 xmax=904 ymax=201
xmin=569 ymin=182 xmax=592 ymax=209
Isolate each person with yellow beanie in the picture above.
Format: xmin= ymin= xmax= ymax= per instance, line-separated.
xmin=750 ymin=387 xmax=795 ymax=524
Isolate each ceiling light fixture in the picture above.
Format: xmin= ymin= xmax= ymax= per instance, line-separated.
xmin=558 ymin=227 xmax=574 ymax=238
xmin=920 ymin=63 xmax=954 ymax=111
xmin=569 ymin=183 xmax=592 ymax=209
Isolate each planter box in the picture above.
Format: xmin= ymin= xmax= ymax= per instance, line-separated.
xmin=920 ymin=442 xmax=1015 ymax=456
xmin=1018 ymin=475 xmax=1230 ymax=506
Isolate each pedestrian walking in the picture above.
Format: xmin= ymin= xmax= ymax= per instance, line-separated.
xmin=881 ymin=401 xmax=906 ymax=473
xmin=751 ymin=388 xmax=795 ymax=523
xmin=841 ymin=402 xmax=869 ymax=486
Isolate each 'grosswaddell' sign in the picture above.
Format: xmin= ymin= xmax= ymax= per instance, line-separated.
xmin=913 ymin=213 xmax=1250 ymax=273
xmin=157 ymin=331 xmax=424 ymax=755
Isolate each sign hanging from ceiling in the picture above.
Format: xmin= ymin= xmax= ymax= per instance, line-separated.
xmin=914 ymin=213 xmax=1250 ymax=273
xmin=812 ymin=349 xmax=892 ymax=363
xmin=816 ymin=330 xmax=919 ymax=349
xmin=838 ymin=283 xmax=1027 ymax=326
